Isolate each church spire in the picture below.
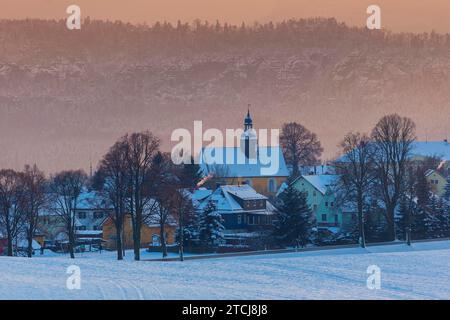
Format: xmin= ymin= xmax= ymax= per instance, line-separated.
xmin=244 ymin=104 xmax=253 ymax=131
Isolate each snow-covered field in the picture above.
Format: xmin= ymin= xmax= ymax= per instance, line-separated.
xmin=1 ymin=241 xmax=449 ymax=300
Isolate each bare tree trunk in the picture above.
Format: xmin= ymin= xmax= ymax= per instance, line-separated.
xmin=115 ymin=224 xmax=123 ymax=260
xmin=179 ymin=217 xmax=184 ymax=262
xmin=406 ymin=207 xmax=412 ymax=246
xmin=386 ymin=205 xmax=396 ymax=241
xmin=132 ymin=219 xmax=141 ymax=261
xmin=27 ymin=229 xmax=33 ymax=258
xmin=357 ymin=192 xmax=366 ymax=248
xmin=122 ymin=227 xmax=126 ymax=257
xmin=68 ymin=228 xmax=75 ymax=259
xmin=160 ymin=223 xmax=167 ymax=258
xmin=7 ymin=236 xmax=13 ymax=257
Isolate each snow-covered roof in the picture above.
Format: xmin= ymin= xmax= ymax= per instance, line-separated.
xmin=192 ymin=188 xmax=213 ymax=200
xmin=76 ymin=191 xmax=113 ymax=210
xmin=297 ymin=174 xmax=340 ymax=195
xmin=182 ymin=188 xmax=214 ymax=208
xmin=15 ymin=239 xmax=41 ymax=250
xmin=300 ymin=165 xmax=335 ymax=175
xmin=199 ymin=146 xmax=289 ymax=178
xmin=275 ymin=181 xmax=288 ymax=197
xmin=198 ymin=185 xmax=276 ymax=215
xmin=338 ymin=141 xmax=450 ymax=163
xmin=424 ymin=169 xmax=445 ymax=178
xmin=41 ymin=190 xmax=113 ymax=216
xmin=410 ymin=141 xmax=450 ymax=160
xmin=221 ymin=185 xmax=267 ymax=201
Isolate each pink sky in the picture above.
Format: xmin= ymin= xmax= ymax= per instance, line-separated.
xmin=1 ymin=0 xmax=450 ymax=33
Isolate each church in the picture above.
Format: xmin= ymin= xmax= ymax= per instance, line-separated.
xmin=199 ymin=109 xmax=289 ymax=197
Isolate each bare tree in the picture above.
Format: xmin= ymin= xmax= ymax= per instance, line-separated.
xmin=20 ymin=165 xmax=47 ymax=258
xmin=280 ymin=122 xmax=323 ymax=177
xmin=335 ymin=132 xmax=375 ymax=248
xmin=401 ymin=165 xmax=417 ymax=246
xmin=173 ymin=189 xmax=194 ymax=261
xmin=49 ymin=170 xmax=87 ymax=259
xmin=371 ymin=114 xmax=416 ymax=241
xmin=0 ymin=170 xmax=23 ymax=256
xmin=124 ymin=131 xmax=160 ymax=261
xmin=149 ymin=152 xmax=178 ymax=258
xmin=94 ymin=140 xmax=129 ymax=260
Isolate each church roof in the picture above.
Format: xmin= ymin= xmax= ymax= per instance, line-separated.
xmin=199 ymin=146 xmax=289 ymax=178
xmin=410 ymin=141 xmax=450 ymax=160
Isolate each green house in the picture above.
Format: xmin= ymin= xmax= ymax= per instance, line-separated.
xmin=290 ymin=174 xmax=355 ymax=232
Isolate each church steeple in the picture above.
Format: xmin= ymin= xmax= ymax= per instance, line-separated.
xmin=241 ymin=104 xmax=257 ymax=160
xmin=244 ymin=104 xmax=253 ymax=131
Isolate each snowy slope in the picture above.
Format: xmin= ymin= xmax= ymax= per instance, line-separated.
xmin=1 ymin=241 xmax=449 ymax=300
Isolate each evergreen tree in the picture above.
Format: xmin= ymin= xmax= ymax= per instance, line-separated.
xmin=444 ymin=174 xmax=450 ymax=201
xmin=364 ymin=199 xmax=389 ymax=242
xmin=181 ymin=157 xmax=203 ymax=189
xmin=441 ymin=174 xmax=450 ymax=237
xmin=435 ymin=198 xmax=447 ymax=238
xmin=198 ymin=201 xmax=225 ymax=248
xmin=441 ymin=200 xmax=450 ymax=237
xmin=416 ymin=170 xmax=431 ymax=207
xmin=176 ymin=205 xmax=200 ymax=248
xmin=411 ymin=206 xmax=438 ymax=240
xmin=396 ymin=197 xmax=409 ymax=241
xmin=426 ymin=195 xmax=441 ymax=238
xmin=274 ymin=183 xmax=313 ymax=248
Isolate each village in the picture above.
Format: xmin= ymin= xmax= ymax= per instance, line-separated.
xmin=1 ymin=110 xmax=450 ymax=261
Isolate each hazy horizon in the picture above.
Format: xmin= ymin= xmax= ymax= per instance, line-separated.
xmin=1 ymin=4 xmax=450 ymax=174
xmin=1 ymin=0 xmax=450 ymax=33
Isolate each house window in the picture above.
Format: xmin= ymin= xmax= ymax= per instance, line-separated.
xmin=268 ymin=179 xmax=276 ymax=193
xmin=331 ymin=202 xmax=334 ymax=207
xmin=313 ymin=191 xmax=316 ymax=197
xmin=237 ymin=215 xmax=242 ymax=225
xmin=76 ymin=226 xmax=86 ymax=231
xmin=334 ymin=215 xmax=338 ymax=223
xmin=152 ymin=234 xmax=161 ymax=246
xmin=93 ymin=212 xmax=104 ymax=219
xmin=78 ymin=212 xmax=86 ymax=219
xmin=321 ymin=214 xmax=327 ymax=222
xmin=325 ymin=202 xmax=329 ymax=207
xmin=313 ymin=204 xmax=318 ymax=211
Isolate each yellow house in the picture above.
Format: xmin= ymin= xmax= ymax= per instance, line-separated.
xmin=199 ymin=110 xmax=289 ymax=197
xmin=102 ymin=214 xmax=177 ymax=250
xmin=425 ymin=169 xmax=447 ymax=197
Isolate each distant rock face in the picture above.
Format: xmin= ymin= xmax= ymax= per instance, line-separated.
xmin=1 ymin=19 xmax=450 ymax=172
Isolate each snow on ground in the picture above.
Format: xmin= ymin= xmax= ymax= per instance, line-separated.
xmin=1 ymin=241 xmax=450 ymax=300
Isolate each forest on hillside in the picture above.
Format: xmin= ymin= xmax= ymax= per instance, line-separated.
xmin=1 ymin=18 xmax=450 ymax=171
